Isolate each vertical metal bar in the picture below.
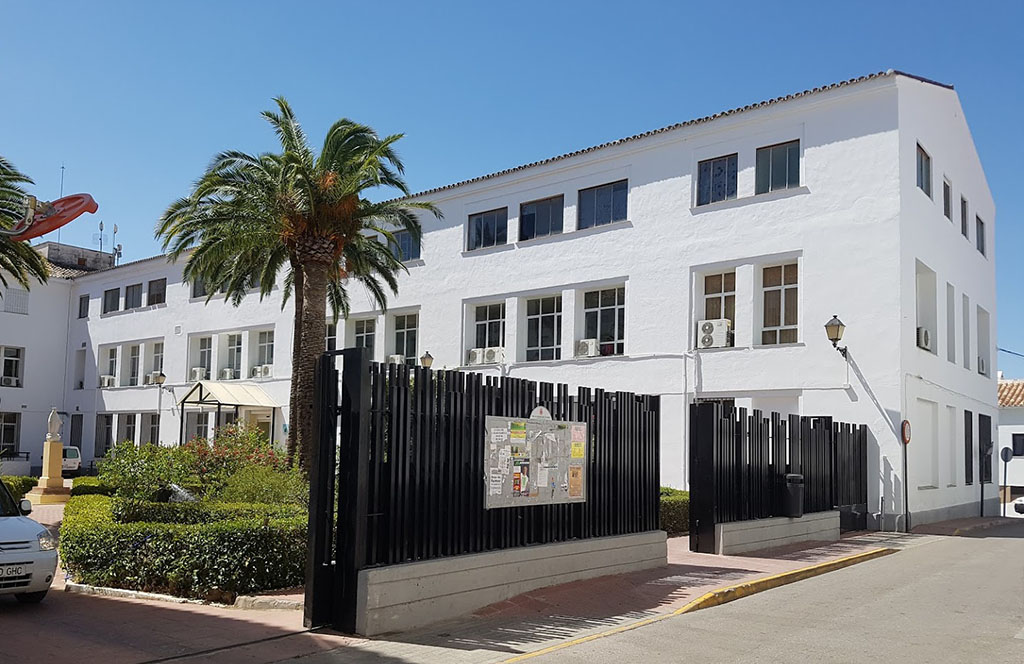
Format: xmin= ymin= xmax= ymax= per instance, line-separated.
xmin=304 ymin=353 xmax=338 ymax=628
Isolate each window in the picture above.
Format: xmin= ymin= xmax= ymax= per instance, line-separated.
xmin=697 ymin=155 xmax=738 ymax=206
xmin=78 ymin=295 xmax=89 ymax=319
xmin=964 ymin=410 xmax=974 ymax=485
xmin=152 ymin=342 xmax=164 ymax=373
xmin=946 ymin=284 xmax=956 ymax=364
xmin=355 ymin=319 xmax=375 ymax=353
xmin=960 ymin=197 xmax=969 ymax=238
xmin=2 ymin=288 xmax=28 ymax=315
xmin=583 ymin=287 xmax=625 ymax=356
xmin=226 ymin=334 xmax=242 ymax=379
xmin=976 ymin=306 xmax=990 ymax=376
xmin=103 ymin=288 xmax=120 ymax=314
xmin=943 ymin=179 xmax=952 ymax=219
xmin=526 ymin=295 xmax=562 ymax=361
xmin=520 ymin=195 xmax=564 ymax=241
xmin=578 ymin=180 xmax=628 ymax=229
xmin=1014 ymin=434 xmax=1024 ymax=457
xmin=762 ymin=264 xmax=798 ymax=345
xmin=128 ymin=345 xmax=140 ymax=386
xmin=394 ymin=314 xmax=417 ymax=365
xmin=125 ymin=283 xmax=143 ymax=309
xmin=1 ymin=347 xmax=23 ymax=385
xmin=192 ymin=412 xmax=209 ymax=441
xmin=191 ymin=279 xmax=208 ymax=299
xmin=0 ymin=413 xmax=18 ymax=455
xmin=704 ymin=272 xmax=736 ymax=327
xmin=148 ymin=278 xmax=167 ymax=306
xmin=326 ymin=323 xmax=337 ymax=351
xmin=390 ymin=230 xmax=421 ymax=261
xmin=122 ymin=413 xmax=137 ymax=444
xmin=916 ymin=144 xmax=931 ymax=197
xmin=95 ymin=414 xmax=114 ymax=457
xmin=105 ymin=347 xmax=118 ymax=378
xmin=467 ymin=208 xmax=507 ymax=251
xmin=755 ymin=141 xmax=800 ymax=194
xmin=962 ymin=294 xmax=970 ymax=370
xmin=975 ymin=216 xmax=986 ymax=256
xmin=257 ymin=330 xmax=275 ymax=366
xmin=198 ymin=337 xmax=212 ymax=374
xmin=475 ymin=303 xmax=505 ymax=349
xmin=145 ymin=414 xmax=160 ymax=445
xmin=980 ymin=414 xmax=993 ymax=484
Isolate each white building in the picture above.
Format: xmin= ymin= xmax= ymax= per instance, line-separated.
xmin=0 ymin=70 xmax=998 ymax=528
xmin=997 ymin=378 xmax=1024 ymax=499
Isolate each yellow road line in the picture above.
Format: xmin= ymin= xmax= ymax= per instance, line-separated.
xmin=501 ymin=547 xmax=897 ymax=663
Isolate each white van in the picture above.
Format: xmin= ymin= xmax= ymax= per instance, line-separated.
xmin=62 ymin=446 xmax=81 ymax=477
xmin=0 ymin=482 xmax=57 ymax=603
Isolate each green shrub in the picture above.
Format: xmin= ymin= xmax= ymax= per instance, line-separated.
xmin=1 ymin=476 xmax=38 ymax=501
xmin=59 ymin=496 xmax=306 ymax=600
xmin=660 ymin=494 xmax=690 ymax=536
xmin=660 ymin=486 xmax=689 ymax=498
xmin=216 ymin=465 xmax=308 ymax=508
xmin=71 ymin=476 xmax=115 ymax=497
xmin=110 ymin=499 xmax=302 ymax=525
xmin=99 ymin=441 xmax=183 ymax=508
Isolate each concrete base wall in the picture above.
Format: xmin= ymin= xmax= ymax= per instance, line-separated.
xmin=911 ymin=496 xmax=1000 ymax=527
xmin=355 ymin=531 xmax=667 ymax=636
xmin=715 ymin=511 xmax=840 ymax=555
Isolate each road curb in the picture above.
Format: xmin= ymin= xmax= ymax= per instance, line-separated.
xmin=502 ymin=546 xmax=897 ymax=663
xmin=64 ymin=582 xmax=207 ymax=605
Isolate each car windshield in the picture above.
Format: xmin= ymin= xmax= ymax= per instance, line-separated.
xmin=0 ymin=483 xmax=19 ymax=517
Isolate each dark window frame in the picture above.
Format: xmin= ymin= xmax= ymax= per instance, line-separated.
xmin=577 ymin=180 xmax=628 ymax=229
xmin=960 ymin=197 xmax=969 ymax=238
xmin=467 ymin=208 xmax=508 ymax=252
xmin=583 ymin=287 xmax=625 ymax=356
xmin=102 ymin=288 xmax=120 ymax=314
xmin=355 ymin=319 xmax=375 ymax=353
xmin=148 ymin=278 xmax=167 ymax=306
xmin=697 ymin=154 xmax=738 ymax=206
xmin=975 ymin=216 xmax=986 ymax=256
xmin=390 ymin=230 xmax=421 ymax=261
xmin=519 ymin=195 xmax=565 ymax=241
xmin=191 ymin=279 xmax=208 ymax=299
xmin=916 ymin=143 xmax=932 ymax=198
xmin=1013 ymin=434 xmax=1024 ymax=457
xmin=965 ymin=410 xmax=974 ymax=485
xmin=78 ymin=294 xmax=89 ymax=319
xmin=942 ymin=179 xmax=952 ymax=219
xmin=761 ymin=263 xmax=799 ymax=345
xmin=755 ymin=140 xmax=800 ymax=195
xmin=474 ymin=303 xmax=506 ymax=349
xmin=124 ymin=283 xmax=143 ymax=309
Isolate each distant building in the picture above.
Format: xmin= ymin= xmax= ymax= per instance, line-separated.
xmin=998 ymin=377 xmax=1024 ymax=502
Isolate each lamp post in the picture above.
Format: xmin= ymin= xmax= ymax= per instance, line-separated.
xmin=824 ymin=315 xmax=847 ymax=357
xmin=419 ymin=351 xmax=434 ymax=369
xmin=154 ymin=372 xmax=169 ymax=441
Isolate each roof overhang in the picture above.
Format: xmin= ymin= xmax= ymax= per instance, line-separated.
xmin=178 ymin=381 xmax=279 ymax=409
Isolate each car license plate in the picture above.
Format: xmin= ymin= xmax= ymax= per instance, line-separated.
xmin=0 ymin=565 xmax=25 ymax=578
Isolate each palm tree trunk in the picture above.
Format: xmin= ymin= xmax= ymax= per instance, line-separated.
xmin=286 ymin=256 xmax=303 ymax=464
xmin=294 ymin=253 xmax=330 ymax=476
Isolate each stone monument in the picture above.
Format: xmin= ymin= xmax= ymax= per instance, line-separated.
xmin=26 ymin=407 xmax=71 ymax=505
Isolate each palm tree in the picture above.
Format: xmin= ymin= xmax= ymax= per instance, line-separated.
xmin=158 ymin=98 xmax=438 ymax=472
xmin=0 ymin=156 xmax=48 ymax=291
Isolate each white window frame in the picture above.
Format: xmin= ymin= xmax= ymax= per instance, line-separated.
xmin=355 ymin=319 xmax=375 ymax=352
xmin=152 ymin=342 xmax=164 ymax=373
xmin=474 ymin=303 xmax=506 ymax=349
xmin=0 ymin=412 xmax=19 ymax=454
xmin=96 ymin=413 xmax=114 ymax=457
xmin=582 ymin=287 xmax=625 ymax=356
xmin=525 ymin=295 xmax=562 ymax=362
xmin=393 ymin=314 xmax=417 ymax=365
xmin=1 ymin=346 xmax=24 ymax=383
xmin=226 ymin=333 xmax=242 ymax=378
xmin=128 ymin=345 xmax=140 ymax=386
xmin=198 ymin=337 xmax=212 ymax=373
xmin=760 ymin=263 xmax=799 ymax=345
xmin=326 ymin=322 xmax=337 ymax=351
xmin=105 ymin=347 xmax=118 ymax=380
xmin=257 ymin=330 xmax=274 ymax=366
xmin=703 ymin=272 xmax=736 ymax=327
xmin=755 ymin=140 xmax=800 ymax=195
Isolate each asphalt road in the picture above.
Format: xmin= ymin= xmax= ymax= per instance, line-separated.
xmin=530 ymin=522 xmax=1024 ymax=664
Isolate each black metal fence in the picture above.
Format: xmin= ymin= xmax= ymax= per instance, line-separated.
xmin=689 ymin=402 xmax=868 ymax=553
xmin=306 ymin=348 xmax=661 ymax=631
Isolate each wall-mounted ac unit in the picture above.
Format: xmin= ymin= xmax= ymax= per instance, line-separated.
xmin=99 ymin=375 xmax=116 ymax=388
xmin=468 ymin=347 xmax=504 ymax=365
xmin=387 ymin=354 xmax=406 ymax=365
xmin=190 ymin=367 xmax=207 ymax=382
xmin=576 ymin=339 xmax=599 ymax=358
xmin=698 ymin=319 xmax=732 ymax=349
xmin=261 ymin=364 xmax=273 ymax=377
xmin=916 ymin=326 xmax=932 ymax=352
xmin=144 ymin=371 xmax=162 ymax=385
xmin=978 ymin=356 xmax=987 ymax=375
xmin=220 ymin=368 xmax=235 ymax=380
xmin=250 ymin=366 xmax=263 ymax=378
xmin=0 ymin=376 xmax=19 ymax=388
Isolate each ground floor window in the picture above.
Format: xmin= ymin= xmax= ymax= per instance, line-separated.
xmin=526 ymin=295 xmax=562 ymax=361
xmin=0 ymin=412 xmax=19 ymax=454
xmin=95 ymin=414 xmax=113 ymax=457
xmin=394 ymin=314 xmax=417 ymax=365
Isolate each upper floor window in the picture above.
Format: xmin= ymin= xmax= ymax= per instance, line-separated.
xmin=191 ymin=279 xmax=208 ymax=299
xmin=2 ymin=288 xmax=29 ymax=315
xmin=0 ymin=412 xmax=20 ymax=454
xmin=127 ymin=345 xmax=141 ymax=386
xmin=103 ymin=288 xmax=120 ymax=314
xmin=975 ymin=216 xmax=986 ymax=256
xmin=467 ymin=208 xmax=507 ymax=251
xmin=1014 ymin=433 xmax=1024 ymax=457
xmin=475 ymin=303 xmax=505 ymax=349
xmin=583 ymin=287 xmax=625 ymax=356
xmin=390 ymin=230 xmax=421 ymax=261
xmin=226 ymin=334 xmax=242 ymax=379
xmin=393 ymin=314 xmax=417 ymax=365
xmin=761 ymin=264 xmax=798 ymax=345
xmin=148 ymin=278 xmax=167 ymax=306
xmin=257 ymin=330 xmax=275 ymax=366
xmin=526 ymin=295 xmax=562 ymax=361
xmin=697 ymin=154 xmax=738 ymax=206
xmin=1 ymin=346 xmax=24 ymax=387
xmin=520 ymin=195 xmax=564 ymax=241
xmin=78 ymin=294 xmax=89 ymax=319
xmin=104 ymin=347 xmax=117 ymax=378
xmin=578 ymin=180 xmax=627 ymax=229
xmin=197 ymin=337 xmax=212 ymax=374
xmin=125 ymin=283 xmax=143 ymax=309
xmin=704 ymin=272 xmax=736 ymax=327
xmin=326 ymin=323 xmax=337 ymax=351
xmin=960 ymin=197 xmax=969 ymax=238
xmin=943 ymin=179 xmax=952 ymax=219
xmin=355 ymin=319 xmax=375 ymax=353
xmin=755 ymin=141 xmax=800 ymax=194
xmin=152 ymin=342 xmax=164 ymax=373
xmin=916 ymin=144 xmax=931 ymax=197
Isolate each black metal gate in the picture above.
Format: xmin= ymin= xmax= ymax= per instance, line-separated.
xmin=305 ymin=348 xmax=662 ymax=632
xmin=688 ymin=402 xmax=868 ymax=554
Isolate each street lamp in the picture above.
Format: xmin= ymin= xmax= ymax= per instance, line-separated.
xmin=824 ymin=315 xmax=847 ymax=357
xmin=154 ymin=372 xmax=170 ymax=432
xmin=420 ymin=351 xmax=434 ymax=368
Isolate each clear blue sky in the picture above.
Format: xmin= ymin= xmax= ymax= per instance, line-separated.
xmin=2 ymin=1 xmax=1022 ymax=374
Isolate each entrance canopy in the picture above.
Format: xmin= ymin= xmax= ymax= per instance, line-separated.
xmin=178 ymin=380 xmax=278 ymax=409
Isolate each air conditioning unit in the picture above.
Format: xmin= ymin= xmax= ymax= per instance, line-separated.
xmin=387 ymin=354 xmax=406 ymax=365
xmin=261 ymin=364 xmax=273 ymax=377
xmin=190 ymin=367 xmax=207 ymax=382
xmin=698 ymin=319 xmax=732 ymax=349
xmin=0 ymin=376 xmax=19 ymax=388
xmin=99 ymin=375 xmax=116 ymax=388
xmin=144 ymin=371 xmax=162 ymax=385
xmin=467 ymin=348 xmax=485 ymax=366
xmin=468 ymin=347 xmax=503 ymax=365
xmin=250 ymin=366 xmax=263 ymax=378
xmin=220 ymin=368 xmax=235 ymax=380
xmin=576 ymin=338 xmax=600 ymax=358
xmin=916 ymin=326 xmax=932 ymax=351
xmin=978 ymin=356 xmax=987 ymax=375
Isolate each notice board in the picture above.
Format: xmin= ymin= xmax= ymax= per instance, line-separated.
xmin=484 ymin=414 xmax=588 ymax=509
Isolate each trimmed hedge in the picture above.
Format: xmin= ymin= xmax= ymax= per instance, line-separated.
xmin=660 ymin=494 xmax=690 ymax=536
xmin=71 ymin=476 xmax=115 ymax=497
xmin=660 ymin=486 xmax=689 ymax=498
xmin=59 ymin=496 xmax=306 ymax=601
xmin=2 ymin=476 xmax=38 ymax=501
xmin=110 ymin=499 xmax=303 ymax=525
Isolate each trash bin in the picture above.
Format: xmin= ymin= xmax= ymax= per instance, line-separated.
xmin=783 ymin=473 xmax=804 ymax=518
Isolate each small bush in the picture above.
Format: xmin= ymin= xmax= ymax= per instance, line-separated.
xmin=216 ymin=465 xmax=308 ymax=508
xmin=2 ymin=476 xmax=38 ymax=501
xmin=71 ymin=476 xmax=115 ymax=497
xmin=99 ymin=441 xmax=183 ymax=508
xmin=660 ymin=486 xmax=689 ymax=498
xmin=60 ymin=496 xmax=305 ymax=600
xmin=660 ymin=494 xmax=690 ymax=536
xmin=110 ymin=499 xmax=302 ymax=525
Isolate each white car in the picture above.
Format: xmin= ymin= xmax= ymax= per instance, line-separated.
xmin=0 ymin=482 xmax=57 ymax=603
xmin=62 ymin=446 xmax=81 ymax=477
xmin=1014 ymin=497 xmax=1024 ymax=514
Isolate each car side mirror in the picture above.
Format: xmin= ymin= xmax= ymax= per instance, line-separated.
xmin=19 ymin=499 xmax=32 ymax=515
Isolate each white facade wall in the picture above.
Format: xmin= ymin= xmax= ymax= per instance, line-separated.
xmin=0 ymin=72 xmax=998 ymax=529
xmin=998 ymin=408 xmax=1024 ymax=489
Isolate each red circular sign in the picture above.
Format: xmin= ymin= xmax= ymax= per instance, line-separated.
xmin=901 ymin=420 xmax=912 ymax=445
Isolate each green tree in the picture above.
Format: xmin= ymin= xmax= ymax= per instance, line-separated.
xmin=157 ymin=98 xmax=438 ymax=472
xmin=0 ymin=155 xmax=48 ymax=291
